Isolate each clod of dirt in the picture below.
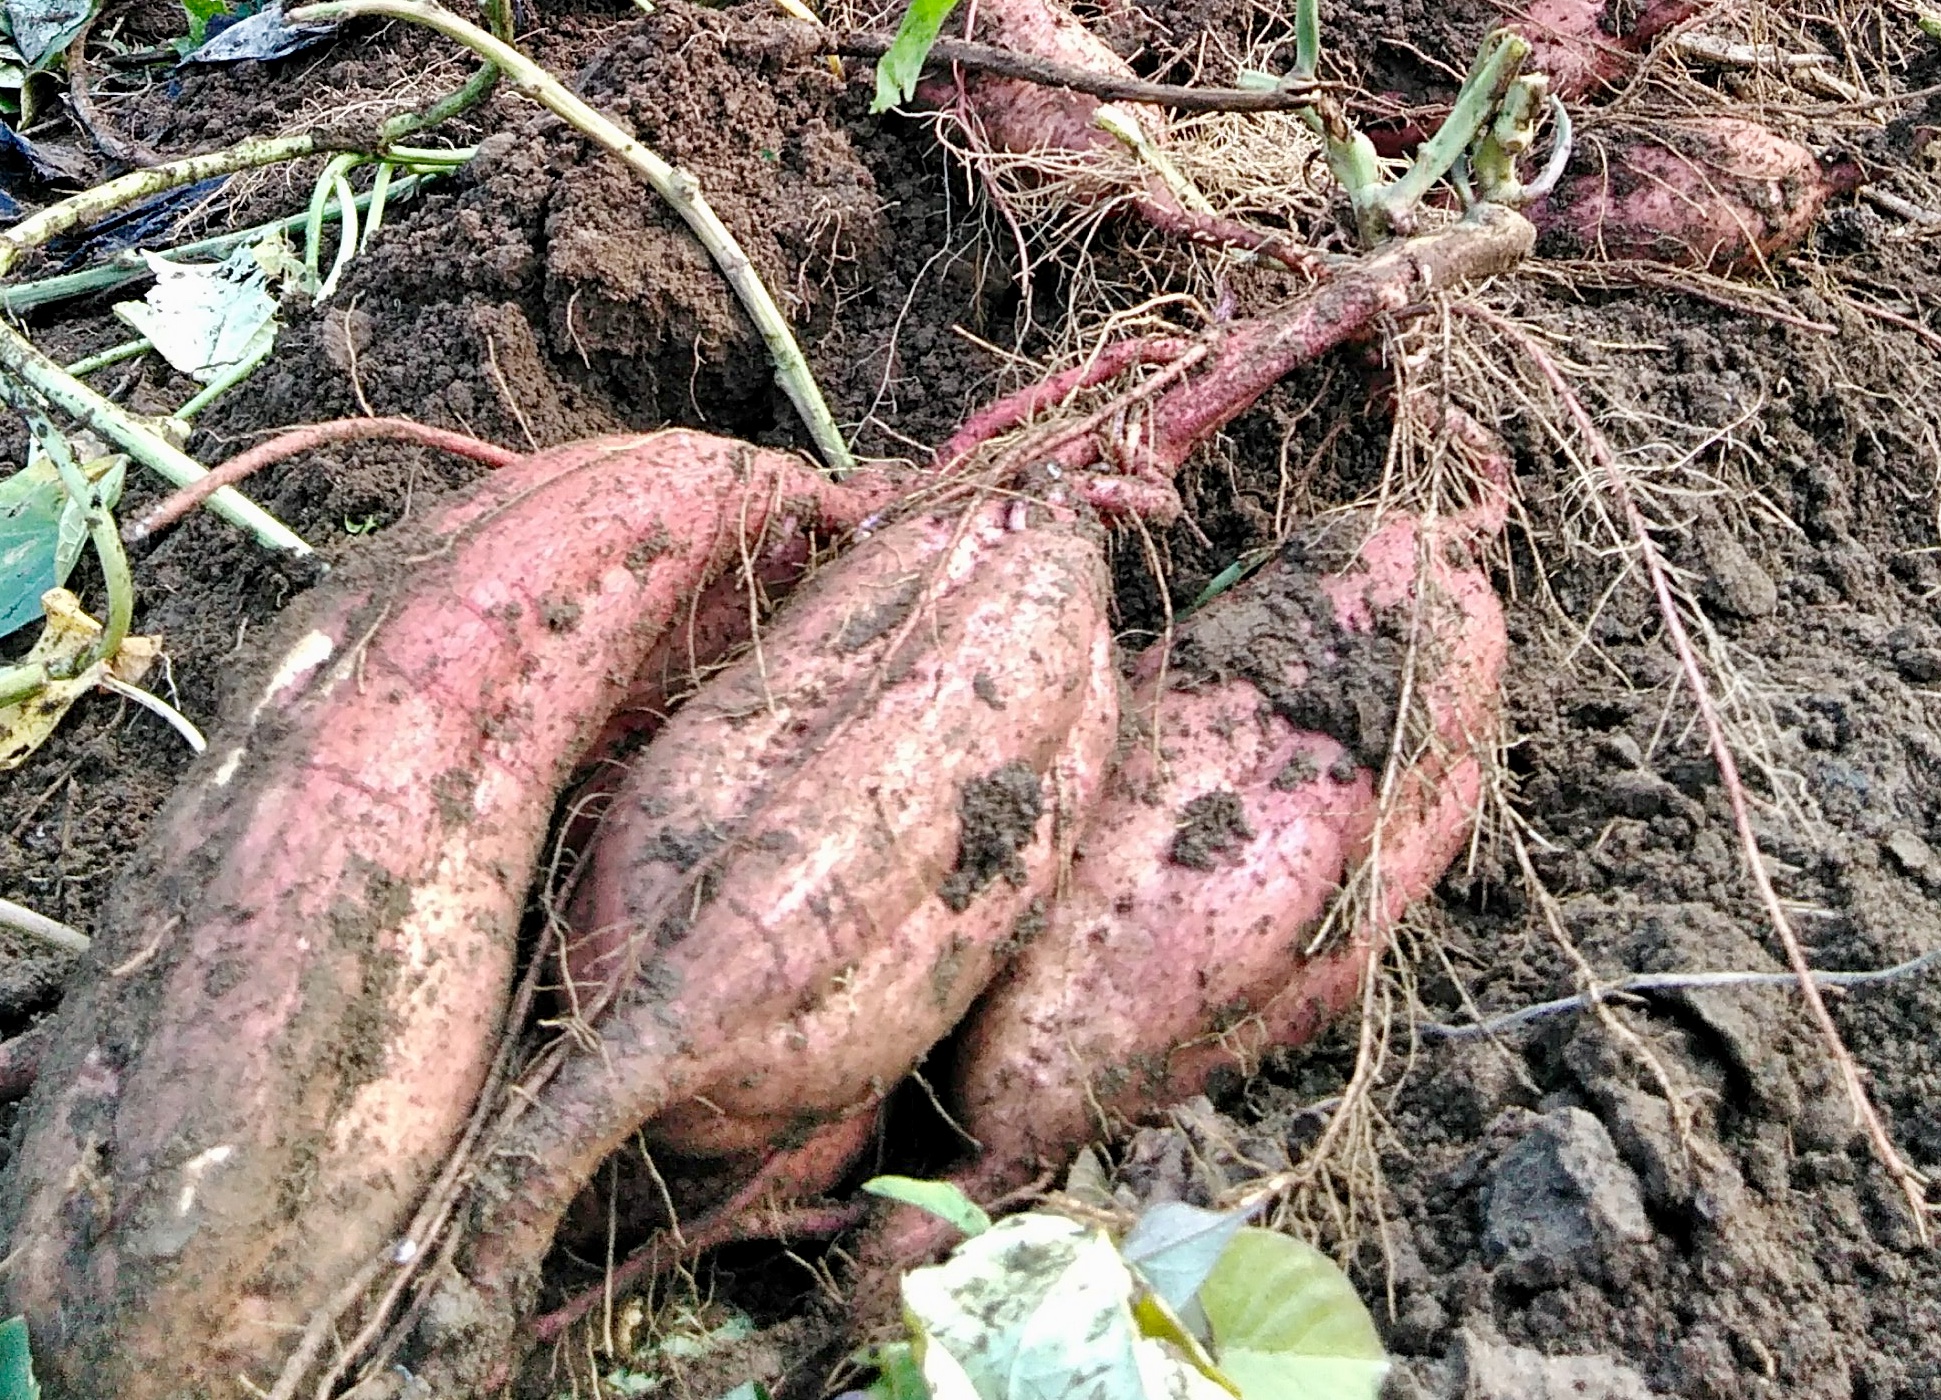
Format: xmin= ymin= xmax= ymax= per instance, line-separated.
xmin=1167 ymin=789 xmax=1255 ymax=869
xmin=1481 ymin=1107 xmax=1652 ymax=1289
xmin=938 ymin=761 xmax=1045 ymax=912
xmin=1450 ymin=1326 xmax=1661 ymax=1400
xmin=1696 ymin=529 xmax=1778 ymax=620
xmin=1166 ymin=520 xmax=1407 ymax=769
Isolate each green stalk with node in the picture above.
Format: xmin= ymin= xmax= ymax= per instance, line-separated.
xmin=1359 ymin=29 xmax=1530 ymax=238
xmin=287 ymin=0 xmax=858 ymax=476
xmin=0 ymin=320 xmax=310 ymax=554
xmin=1278 ymin=0 xmax=1538 ymax=245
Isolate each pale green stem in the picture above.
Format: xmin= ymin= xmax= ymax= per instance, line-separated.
xmin=1294 ymin=0 xmax=1319 ymax=79
xmin=31 ymin=411 xmax=134 ymax=665
xmin=363 ymin=161 xmax=396 ymax=248
xmin=289 ymin=0 xmax=857 ymax=476
xmin=0 ymin=896 xmax=89 ymax=956
xmin=0 ymin=175 xmax=431 ymax=314
xmin=0 ymin=18 xmax=497 ymax=283
xmin=0 ymin=318 xmax=310 ymax=553
xmin=305 ymin=152 xmax=366 ymax=288
xmin=170 ymin=334 xmax=279 ymax=426
xmin=316 ymin=164 xmax=364 ymax=300
xmin=0 ymin=134 xmax=323 ymax=280
xmin=383 ymin=144 xmax=477 ymax=166
xmin=1365 ymin=30 xmax=1529 ymax=239
xmin=66 ymin=338 xmax=151 ymax=377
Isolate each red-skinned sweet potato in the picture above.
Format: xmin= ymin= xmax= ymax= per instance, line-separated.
xmin=859 ymin=463 xmax=1509 ymax=1285
xmin=1530 ymin=117 xmax=1860 ymax=271
xmin=1516 ymin=0 xmax=1698 ymax=101
xmin=410 ymin=486 xmax=1122 ymax=1387
xmin=0 ymin=432 xmax=869 ymax=1400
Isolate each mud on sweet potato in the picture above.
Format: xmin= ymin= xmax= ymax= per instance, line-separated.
xmin=855 ymin=491 xmax=1508 ymax=1287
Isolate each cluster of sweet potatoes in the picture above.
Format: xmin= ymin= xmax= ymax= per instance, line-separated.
xmin=0 ymin=208 xmax=1527 ymax=1396
xmin=0 ymin=0 xmax=1864 ymax=1390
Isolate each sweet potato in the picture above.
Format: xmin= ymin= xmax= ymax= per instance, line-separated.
xmin=1529 ymin=117 xmax=1861 ymax=271
xmin=410 ymin=489 xmax=1121 ymax=1386
xmin=0 ymin=431 xmax=868 ymax=1400
xmin=860 ymin=473 xmax=1509 ymax=1285
xmin=1515 ymin=0 xmax=1697 ymax=101
xmin=913 ymin=0 xmax=1322 ymax=271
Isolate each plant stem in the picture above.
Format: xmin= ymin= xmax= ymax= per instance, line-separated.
xmin=65 ymin=338 xmax=150 ymax=377
xmin=1365 ymin=29 xmax=1528 ymax=239
xmin=305 ymin=152 xmax=365 ymax=288
xmin=316 ymin=163 xmax=364 ymax=300
xmin=0 ymin=897 xmax=89 ymax=956
xmin=0 ymin=319 xmax=310 ymax=553
xmin=30 ymin=412 xmax=134 ymax=666
xmin=0 ymin=5 xmax=501 ymax=284
xmin=169 ymin=332 xmax=279 ymax=426
xmin=363 ymin=161 xmax=396 ymax=248
xmin=290 ymin=0 xmax=857 ymax=475
xmin=1293 ymin=0 xmax=1319 ymax=79
xmin=0 ymin=175 xmax=431 ymax=314
xmin=0 ymin=135 xmax=323 ymax=280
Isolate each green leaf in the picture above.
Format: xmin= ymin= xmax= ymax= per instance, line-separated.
xmin=1196 ymin=1230 xmax=1387 ymax=1400
xmin=179 ymin=0 xmax=227 ymax=45
xmin=859 ymin=1342 xmax=932 ymax=1400
xmin=0 ymin=448 xmax=117 ymax=640
xmin=869 ymin=0 xmax=960 ymax=114
xmin=0 ymin=1315 xmax=40 ymax=1400
xmin=1122 ymin=1202 xmax=1254 ymax=1316
xmin=862 ymin=1176 xmax=991 ymax=1239
xmin=0 ymin=462 xmax=66 ymax=641
xmin=713 ymin=1385 xmax=770 ymax=1400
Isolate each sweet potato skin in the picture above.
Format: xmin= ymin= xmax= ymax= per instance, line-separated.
xmin=1530 ymin=118 xmax=1859 ymax=271
xmin=945 ymin=500 xmax=1508 ymax=1203
xmin=415 ymin=494 xmax=1120 ymax=1386
xmin=0 ymin=432 xmax=864 ymax=1400
xmin=1515 ymin=0 xmax=1698 ymax=99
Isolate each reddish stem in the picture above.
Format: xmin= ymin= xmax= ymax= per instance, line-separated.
xmin=126 ymin=418 xmax=526 ymax=543
xmin=532 ymin=1199 xmax=864 ymax=1343
xmin=935 ymin=336 xmax=1193 ymax=470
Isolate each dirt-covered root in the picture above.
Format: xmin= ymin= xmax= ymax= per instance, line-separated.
xmin=395 ymin=492 xmax=1123 ymax=1395
xmin=847 ymin=460 xmax=1510 ymax=1302
xmin=0 ymin=432 xmax=868 ymax=1400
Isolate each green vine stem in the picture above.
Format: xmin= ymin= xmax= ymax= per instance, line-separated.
xmin=0 ymin=319 xmax=310 ymax=554
xmin=0 ymin=135 xmax=324 ymax=280
xmin=0 ymin=0 xmax=505 ymax=283
xmin=1362 ymin=29 xmax=1530 ymax=239
xmin=290 ymin=0 xmax=858 ymax=476
xmin=31 ymin=411 xmax=134 ymax=667
xmin=0 ymin=174 xmax=431 ymax=314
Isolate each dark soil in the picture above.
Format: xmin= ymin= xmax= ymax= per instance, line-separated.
xmin=5 ymin=0 xmax=1941 ymax=1397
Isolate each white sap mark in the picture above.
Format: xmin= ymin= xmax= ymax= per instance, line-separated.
xmin=248 ymin=629 xmax=336 ymax=726
xmin=176 ymin=1143 xmax=236 ymax=1217
xmin=210 ymin=745 xmax=245 ymax=787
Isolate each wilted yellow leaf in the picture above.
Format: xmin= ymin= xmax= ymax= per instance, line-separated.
xmin=0 ymin=589 xmax=160 ymax=769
